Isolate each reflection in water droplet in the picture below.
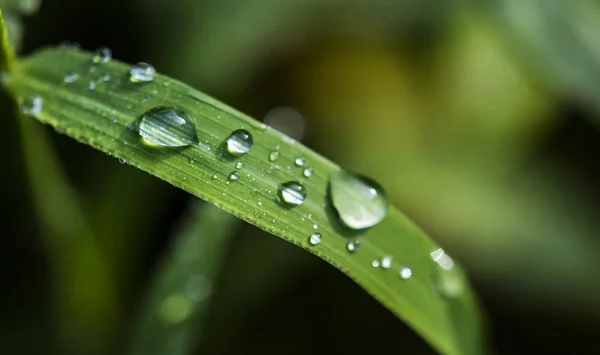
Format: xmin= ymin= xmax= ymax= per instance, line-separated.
xmin=225 ymin=129 xmax=253 ymax=156
xmin=430 ymin=248 xmax=454 ymax=270
xmin=399 ymin=266 xmax=412 ymax=280
xmin=21 ymin=96 xmax=43 ymax=115
xmin=269 ymin=151 xmax=280 ymax=162
xmin=295 ymin=157 xmax=305 ymax=167
xmin=303 ymin=168 xmax=313 ymax=178
xmin=309 ymin=232 xmax=321 ymax=246
xmin=381 ymin=256 xmax=393 ymax=269
xmin=278 ymin=181 xmax=306 ymax=206
xmin=63 ymin=72 xmax=79 ymax=83
xmin=129 ymin=62 xmax=156 ymax=82
xmin=134 ymin=106 xmax=198 ymax=147
xmin=372 ymin=260 xmax=380 ymax=268
xmin=160 ymin=294 xmax=193 ymax=324
xmin=347 ymin=240 xmax=360 ymax=253
xmin=328 ymin=171 xmax=388 ymax=230
xmin=228 ymin=171 xmax=240 ymax=181
xmin=93 ymin=47 xmax=112 ymax=63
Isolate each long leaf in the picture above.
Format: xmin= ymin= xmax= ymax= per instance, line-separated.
xmin=4 ymin=47 xmax=483 ymax=355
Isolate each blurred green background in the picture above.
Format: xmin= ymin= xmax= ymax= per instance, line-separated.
xmin=2 ymin=0 xmax=600 ymax=354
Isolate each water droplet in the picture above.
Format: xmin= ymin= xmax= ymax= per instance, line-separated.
xmin=118 ymin=158 xmax=126 ymax=164
xmin=431 ymin=248 xmax=455 ymax=270
xmin=278 ymin=181 xmax=306 ymax=206
xmin=134 ymin=106 xmax=198 ymax=147
xmin=381 ymin=256 xmax=393 ymax=269
xmin=269 ymin=150 xmax=280 ymax=162
xmin=347 ymin=240 xmax=360 ymax=253
xmin=295 ymin=157 xmax=305 ymax=167
xmin=312 ymin=224 xmax=319 ymax=230
xmin=228 ymin=171 xmax=240 ymax=181
xmin=102 ymin=74 xmax=111 ymax=82
xmin=257 ymin=201 xmax=263 ymax=206
xmin=328 ymin=171 xmax=388 ymax=230
xmin=309 ymin=232 xmax=321 ymax=246
xmin=303 ymin=167 xmax=313 ymax=178
xmin=399 ymin=266 xmax=412 ymax=280
xmin=236 ymin=162 xmax=244 ymax=169
xmin=129 ymin=62 xmax=156 ymax=83
xmin=225 ymin=129 xmax=253 ymax=156
xmin=372 ymin=260 xmax=380 ymax=268
xmin=212 ymin=174 xmax=218 ymax=179
xmin=92 ymin=47 xmax=112 ymax=63
xmin=63 ymin=72 xmax=79 ymax=83
xmin=159 ymin=294 xmax=193 ymax=324
xmin=88 ymin=81 xmax=96 ymax=90
xmin=21 ymin=96 xmax=42 ymax=115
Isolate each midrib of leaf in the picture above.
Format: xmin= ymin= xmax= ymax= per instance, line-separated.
xmin=5 ymin=47 xmax=483 ymax=355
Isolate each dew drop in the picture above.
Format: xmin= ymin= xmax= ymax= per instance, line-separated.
xmin=93 ymin=47 xmax=112 ymax=63
xmin=129 ymin=62 xmax=156 ymax=83
xmin=278 ymin=181 xmax=306 ymax=206
xmin=63 ymin=72 xmax=79 ymax=83
xmin=431 ymin=248 xmax=455 ymax=270
xmin=228 ymin=171 xmax=240 ymax=181
xmin=225 ymin=129 xmax=253 ymax=156
xmin=21 ymin=96 xmax=42 ymax=115
xmin=312 ymin=224 xmax=319 ymax=230
xmin=399 ymin=266 xmax=412 ymax=280
xmin=236 ymin=162 xmax=244 ymax=169
xmin=308 ymin=232 xmax=321 ymax=246
xmin=294 ymin=157 xmax=305 ymax=167
xmin=303 ymin=167 xmax=313 ymax=178
xmin=269 ymin=151 xmax=280 ymax=162
xmin=119 ymin=158 xmax=126 ymax=164
xmin=134 ymin=106 xmax=198 ymax=147
xmin=347 ymin=240 xmax=360 ymax=253
xmin=102 ymin=74 xmax=111 ymax=82
xmin=257 ymin=201 xmax=263 ymax=206
xmin=212 ymin=174 xmax=218 ymax=179
xmin=381 ymin=256 xmax=393 ymax=269
xmin=88 ymin=81 xmax=96 ymax=90
xmin=372 ymin=260 xmax=380 ymax=268
xmin=328 ymin=171 xmax=388 ymax=230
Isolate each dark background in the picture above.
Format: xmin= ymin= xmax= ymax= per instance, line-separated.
xmin=2 ymin=0 xmax=600 ymax=354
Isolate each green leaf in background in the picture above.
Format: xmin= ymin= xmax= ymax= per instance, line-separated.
xmin=128 ymin=203 xmax=240 ymax=355
xmin=0 ymin=9 xmax=14 ymax=70
xmin=4 ymin=47 xmax=483 ymax=354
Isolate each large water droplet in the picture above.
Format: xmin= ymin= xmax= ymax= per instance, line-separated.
xmin=134 ymin=106 xmax=198 ymax=147
xmin=278 ymin=181 xmax=306 ymax=206
xmin=309 ymin=232 xmax=321 ymax=246
xmin=225 ymin=129 xmax=253 ymax=156
xmin=399 ymin=266 xmax=412 ymax=280
xmin=347 ymin=240 xmax=360 ymax=253
xmin=21 ymin=96 xmax=42 ymax=115
xmin=328 ymin=171 xmax=388 ymax=230
xmin=431 ymin=248 xmax=455 ymax=270
xmin=129 ymin=62 xmax=156 ymax=83
xmin=269 ymin=150 xmax=280 ymax=162
xmin=93 ymin=47 xmax=112 ymax=63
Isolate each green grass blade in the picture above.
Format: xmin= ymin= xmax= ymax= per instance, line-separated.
xmin=4 ymin=47 xmax=483 ymax=355
xmin=128 ymin=203 xmax=239 ymax=355
xmin=0 ymin=9 xmax=15 ymax=71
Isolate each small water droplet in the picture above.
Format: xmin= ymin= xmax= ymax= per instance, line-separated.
xmin=257 ymin=201 xmax=263 ymax=206
xmin=159 ymin=294 xmax=193 ymax=324
xmin=225 ymin=129 xmax=253 ymax=156
xmin=236 ymin=162 xmax=244 ymax=169
xmin=303 ymin=167 xmax=313 ymax=178
xmin=372 ymin=260 xmax=380 ymax=268
xmin=431 ymin=248 xmax=455 ymax=270
xmin=312 ymin=224 xmax=319 ymax=230
xmin=212 ymin=174 xmax=218 ymax=179
xmin=278 ymin=181 xmax=306 ymax=206
xmin=269 ymin=151 xmax=280 ymax=162
xmin=399 ymin=266 xmax=412 ymax=280
xmin=347 ymin=240 xmax=360 ymax=253
xmin=129 ymin=62 xmax=156 ymax=83
xmin=381 ymin=256 xmax=393 ymax=269
xmin=63 ymin=72 xmax=79 ymax=83
xmin=21 ymin=96 xmax=42 ymax=115
xmin=134 ymin=106 xmax=198 ymax=147
xmin=308 ymin=232 xmax=321 ymax=246
xmin=295 ymin=157 xmax=305 ymax=167
xmin=228 ymin=171 xmax=240 ymax=181
xmin=88 ymin=81 xmax=96 ymax=90
xmin=93 ymin=47 xmax=112 ymax=63
xmin=328 ymin=171 xmax=388 ymax=230
xmin=118 ymin=158 xmax=126 ymax=164
xmin=102 ymin=74 xmax=111 ymax=82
